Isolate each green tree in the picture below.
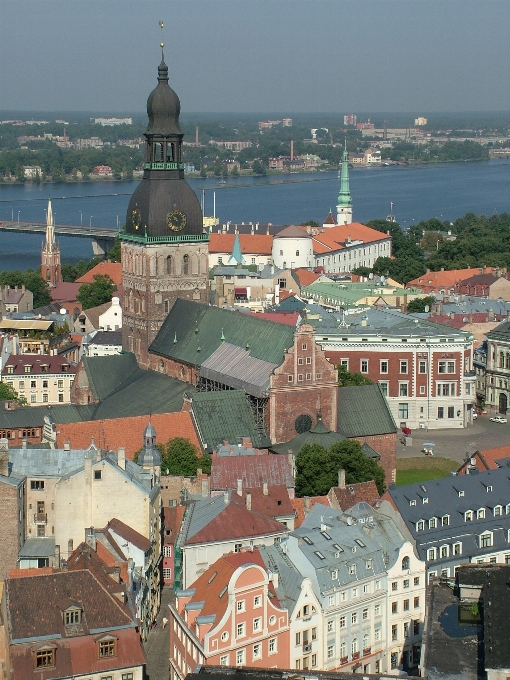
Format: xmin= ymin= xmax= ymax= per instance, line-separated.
xmin=295 ymin=440 xmax=385 ymax=496
xmin=351 ymin=266 xmax=372 ymax=277
xmin=200 ymin=167 xmax=207 ymax=178
xmin=337 ymin=364 xmax=373 ymax=386
xmin=77 ymin=274 xmax=117 ymax=310
xmin=0 ymin=380 xmax=27 ymax=405
xmin=23 ymin=271 xmax=51 ymax=308
xmin=300 ymin=220 xmax=320 ymax=227
xmin=407 ymin=296 xmax=436 ymax=313
xmin=231 ymin=165 xmax=239 ymax=177
xmin=161 ymin=437 xmax=211 ymax=476
xmin=252 ymin=159 xmax=266 ymax=175
xmin=107 ymin=236 xmax=121 ymax=263
xmin=420 ymin=231 xmax=444 ymax=251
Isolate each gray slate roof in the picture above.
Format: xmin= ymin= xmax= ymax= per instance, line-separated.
xmin=180 ymin=493 xmax=230 ymax=543
xmin=486 ymin=320 xmax=510 ymax=341
xmin=19 ymin=537 xmax=55 ymax=558
xmin=337 ymin=384 xmax=397 ymax=437
xmin=259 ymin=544 xmax=305 ymax=614
xmin=200 ymin=342 xmax=277 ymax=398
xmin=386 ymin=467 xmax=510 ymax=565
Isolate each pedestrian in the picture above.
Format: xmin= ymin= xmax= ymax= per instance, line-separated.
xmin=163 ymin=616 xmax=168 ymax=629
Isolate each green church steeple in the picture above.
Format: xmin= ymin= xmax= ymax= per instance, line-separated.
xmin=336 ymin=141 xmax=353 ymax=225
xmin=227 ymin=231 xmax=245 ymax=265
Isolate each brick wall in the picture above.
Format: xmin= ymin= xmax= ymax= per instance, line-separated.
xmin=350 ymin=432 xmax=397 ymax=485
xmin=269 ymin=324 xmax=338 ymax=443
xmin=0 ymin=480 xmax=23 ymax=580
xmin=160 ymin=473 xmax=209 ymax=507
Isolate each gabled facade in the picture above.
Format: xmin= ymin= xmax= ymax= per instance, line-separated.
xmin=169 ymin=550 xmax=290 ymax=680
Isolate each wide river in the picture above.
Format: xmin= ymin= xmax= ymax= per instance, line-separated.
xmin=0 ymin=159 xmax=509 ymax=271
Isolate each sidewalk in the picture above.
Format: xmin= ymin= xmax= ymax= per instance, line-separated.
xmin=144 ymin=586 xmax=173 ymax=680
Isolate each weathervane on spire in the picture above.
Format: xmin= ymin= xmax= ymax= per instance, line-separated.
xmin=159 ymin=20 xmax=165 ymax=59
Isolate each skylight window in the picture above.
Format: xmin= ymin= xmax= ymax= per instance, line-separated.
xmin=321 ymin=531 xmax=332 ymax=540
xmin=355 ymin=539 xmax=366 ymax=547
xmin=315 ymin=551 xmax=325 ymax=560
xmin=218 ymin=586 xmax=227 ymax=599
xmin=333 ymin=543 xmax=343 ymax=552
xmin=303 ymin=536 xmax=313 ymax=545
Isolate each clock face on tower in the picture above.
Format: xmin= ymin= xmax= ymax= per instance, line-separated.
xmin=167 ymin=210 xmax=187 ymax=232
xmin=131 ymin=208 xmax=141 ymax=230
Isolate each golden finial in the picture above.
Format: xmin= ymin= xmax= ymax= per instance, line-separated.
xmin=159 ymin=20 xmax=164 ymax=28
xmin=159 ymin=21 xmax=165 ymax=56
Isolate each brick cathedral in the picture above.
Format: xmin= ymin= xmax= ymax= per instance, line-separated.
xmin=120 ymin=48 xmax=209 ymax=368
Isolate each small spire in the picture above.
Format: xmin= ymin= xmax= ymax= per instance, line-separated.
xmin=227 ymin=231 xmax=245 ymax=266
xmin=221 ymin=328 xmax=225 ymax=342
xmin=173 ymin=332 xmax=177 ymax=344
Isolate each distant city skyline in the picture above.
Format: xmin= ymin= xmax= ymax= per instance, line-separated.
xmin=1 ymin=0 xmax=509 ymax=113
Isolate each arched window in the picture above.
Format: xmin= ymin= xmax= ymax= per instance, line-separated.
xmin=402 ymin=556 xmax=410 ymax=570
xmin=166 ymin=256 xmax=172 ymax=275
xmin=351 ymin=638 xmax=358 ymax=654
xmin=363 ymin=633 xmax=369 ymax=651
xmin=506 ymin=353 xmax=510 ymax=369
xmin=183 ymin=254 xmax=189 ymax=275
xmin=500 ymin=351 xmax=505 ymax=368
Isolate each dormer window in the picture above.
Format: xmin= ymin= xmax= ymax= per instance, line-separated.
xmin=7 ymin=366 xmax=13 ymax=374
xmin=477 ymin=508 xmax=485 ymax=519
xmin=24 ymin=365 xmax=32 ymax=373
xmin=429 ymin=518 xmax=437 ymax=529
xmin=465 ymin=510 xmax=473 ymax=522
xmin=98 ymin=636 xmax=116 ymax=658
xmin=35 ymin=646 xmax=56 ymax=668
xmin=64 ymin=608 xmax=81 ymax=625
xmin=62 ymin=364 xmax=69 ymax=372
xmin=417 ymin=520 xmax=425 ymax=531
xmin=40 ymin=364 xmax=49 ymax=373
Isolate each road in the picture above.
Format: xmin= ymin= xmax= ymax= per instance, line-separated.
xmin=144 ymin=586 xmax=172 ymax=680
xmin=397 ymin=410 xmax=510 ymax=464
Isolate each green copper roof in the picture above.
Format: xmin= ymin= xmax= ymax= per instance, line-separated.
xmin=191 ymin=390 xmax=271 ymax=453
xmin=149 ymin=299 xmax=295 ymax=367
xmin=227 ymin=232 xmax=245 ymax=265
xmin=338 ymin=384 xmax=397 ymax=437
xmin=337 ymin=141 xmax=352 ymax=207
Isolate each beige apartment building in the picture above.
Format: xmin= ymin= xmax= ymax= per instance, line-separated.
xmin=1 ymin=355 xmax=76 ymax=404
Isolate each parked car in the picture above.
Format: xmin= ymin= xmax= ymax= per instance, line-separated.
xmin=490 ymin=415 xmax=508 ymax=423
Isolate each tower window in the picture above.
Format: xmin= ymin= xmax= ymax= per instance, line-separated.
xmin=183 ymin=254 xmax=189 ymax=275
xmin=166 ymin=255 xmax=172 ymax=275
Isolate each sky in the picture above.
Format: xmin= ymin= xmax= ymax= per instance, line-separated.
xmin=1 ymin=0 xmax=509 ymax=114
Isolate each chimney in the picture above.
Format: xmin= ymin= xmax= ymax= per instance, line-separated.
xmin=21 ymin=438 xmax=27 ymax=449
xmin=118 ymin=446 xmax=126 ymax=470
xmin=246 ymin=492 xmax=252 ymax=511
xmin=0 ymin=437 xmax=9 ymax=477
xmin=241 ymin=437 xmax=252 ymax=448
xmin=338 ymin=469 xmax=346 ymax=488
xmin=304 ymin=496 xmax=311 ymax=513
xmin=449 ymin=311 xmax=455 ymax=320
xmin=237 ymin=478 xmax=243 ymax=496
xmin=488 ymin=308 xmax=495 ymax=321
xmin=223 ymin=490 xmax=229 ymax=504
xmin=63 ymin=440 xmax=70 ymax=451
xmin=262 ymin=481 xmax=268 ymax=496
xmin=201 ymin=478 xmax=209 ymax=497
xmin=85 ymin=527 xmax=96 ymax=551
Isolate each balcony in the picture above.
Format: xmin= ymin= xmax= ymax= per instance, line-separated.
xmin=34 ymin=513 xmax=47 ymax=524
xmin=363 ymin=648 xmax=371 ymax=656
xmin=340 ymin=656 xmax=349 ymax=665
xmin=352 ymin=651 xmax=360 ymax=660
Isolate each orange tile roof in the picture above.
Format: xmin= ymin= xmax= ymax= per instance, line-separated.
xmin=56 ymin=411 xmax=200 ymax=459
xmin=291 ymin=496 xmax=329 ymax=527
xmin=293 ymin=268 xmax=321 ymax=287
xmin=457 ymin=445 xmax=510 ymax=474
xmin=163 ymin=505 xmax=185 ymax=542
xmin=328 ymin=480 xmax=380 ymax=510
xmin=76 ymin=261 xmax=122 ymax=285
xmin=209 ymin=233 xmax=273 ymax=255
xmin=408 ymin=267 xmax=495 ymax=291
xmin=299 ymin=223 xmax=389 ymax=255
xmin=180 ymin=549 xmax=274 ymax=624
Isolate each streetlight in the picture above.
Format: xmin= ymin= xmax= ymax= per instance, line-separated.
xmin=79 ymin=211 xmax=83 ymax=226
xmin=89 ymin=216 xmax=93 ymax=227
xmin=10 ymin=207 xmax=13 ymax=221
xmin=17 ymin=211 xmax=20 ymax=225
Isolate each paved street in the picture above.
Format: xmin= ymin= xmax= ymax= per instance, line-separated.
xmin=144 ymin=587 xmax=173 ymax=680
xmin=397 ymin=410 xmax=510 ymax=464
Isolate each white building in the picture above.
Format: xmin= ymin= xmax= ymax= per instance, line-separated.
xmin=272 ymin=225 xmax=314 ymax=270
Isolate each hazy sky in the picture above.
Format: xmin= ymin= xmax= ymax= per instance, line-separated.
xmin=1 ymin=0 xmax=509 ymax=114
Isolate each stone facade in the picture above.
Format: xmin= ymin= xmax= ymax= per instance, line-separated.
xmin=0 ymin=441 xmax=24 ymax=581
xmin=122 ymin=240 xmax=209 ymax=368
xmin=269 ymin=324 xmax=338 ymax=444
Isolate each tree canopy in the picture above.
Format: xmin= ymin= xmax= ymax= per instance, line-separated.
xmin=407 ymin=296 xmax=436 ymax=313
xmin=77 ymin=274 xmax=117 ymax=310
xmin=0 ymin=269 xmax=51 ymax=308
xmin=0 ymin=380 xmax=27 ymax=405
xmin=135 ymin=437 xmax=211 ymax=476
xmin=295 ymin=440 xmax=385 ymax=497
xmin=337 ymin=364 xmax=373 ymax=387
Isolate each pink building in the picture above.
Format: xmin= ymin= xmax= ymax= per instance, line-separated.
xmin=169 ymin=550 xmax=290 ymax=680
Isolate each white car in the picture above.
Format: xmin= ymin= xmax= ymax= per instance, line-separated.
xmin=490 ymin=415 xmax=508 ymax=423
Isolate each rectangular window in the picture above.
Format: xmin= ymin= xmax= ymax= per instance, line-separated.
xmin=403 ymin=599 xmax=410 ymax=611
xmin=361 ymin=359 xmax=369 ymax=373
xmin=448 ymin=406 xmax=455 ymax=418
xmin=403 ymin=579 xmax=409 ymax=589
xmin=419 ymin=360 xmax=427 ymax=373
xmin=163 ymin=568 xmax=172 ymax=580
xmin=374 ymin=627 xmax=381 ymax=642
xmin=339 ymin=615 xmax=346 ymax=628
xmin=312 ymin=653 xmax=317 ymax=667
xmin=378 ymin=381 xmax=389 ymax=396
xmin=327 ymin=620 xmax=334 ymax=632
xmin=237 ymin=600 xmax=245 ymax=612
xmin=438 ymin=407 xmax=444 ymax=419
xmin=220 ymin=655 xmax=229 ymax=666
xmin=398 ymin=403 xmax=409 ymax=419
xmin=480 ymin=534 xmax=492 ymax=548
xmin=380 ymin=359 xmax=389 ymax=373
xmin=254 ymin=595 xmax=261 ymax=608
xmin=234 ymin=543 xmax=242 ymax=552
xmin=391 ymin=624 xmax=398 ymax=641
xmin=237 ymin=623 xmax=245 ymax=638
xmin=99 ymin=640 xmax=115 ymax=658
xmin=414 ymin=596 xmax=420 ymax=608
xmin=253 ymin=643 xmax=261 ymax=660
xmin=413 ymin=620 xmax=420 ymax=635
xmin=58 ymin=380 xmax=64 ymax=388
xmin=362 ymin=608 xmax=368 ymax=620
xmin=295 ymin=632 xmax=301 ymax=646
xmin=400 ymin=360 xmax=408 ymax=374
xmin=391 ymin=601 xmax=398 ymax=613
xmin=428 ymin=548 xmax=436 ymax=560
xmin=269 ymin=638 xmax=276 ymax=654
xmin=392 ymin=581 xmax=398 ymax=591
xmin=30 ymin=480 xmax=44 ymax=490
xmin=94 ymin=470 xmax=102 ymax=480
xmin=351 ymin=612 xmax=357 ymax=624
xmin=36 ymin=650 xmax=54 ymax=667
xmin=374 ymin=604 xmax=381 ymax=616
xmin=414 ymin=576 xmax=420 ymax=586
xmin=253 ymin=617 xmax=262 ymax=632
xmin=236 ymin=649 xmax=245 ymax=665
xmin=327 ymin=645 xmax=334 ymax=659
xmin=399 ymin=382 xmax=408 ymax=396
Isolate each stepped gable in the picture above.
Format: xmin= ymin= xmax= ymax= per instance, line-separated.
xmin=149 ymin=299 xmax=295 ymax=366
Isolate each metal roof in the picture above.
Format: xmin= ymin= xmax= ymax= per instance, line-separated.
xmin=19 ymin=537 xmax=56 ymax=558
xmin=0 ymin=319 xmax=53 ymax=331
xmin=338 ymin=384 xmax=397 ymax=437
xmin=200 ymin=342 xmax=277 ymax=398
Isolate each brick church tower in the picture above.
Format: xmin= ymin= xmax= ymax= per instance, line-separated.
xmin=120 ymin=47 xmax=209 ymax=368
xmin=41 ymin=198 xmax=62 ymax=287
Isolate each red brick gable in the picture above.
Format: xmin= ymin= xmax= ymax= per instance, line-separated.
xmin=327 ymin=480 xmax=380 ymax=511
xmin=291 ymin=496 xmax=329 ymax=527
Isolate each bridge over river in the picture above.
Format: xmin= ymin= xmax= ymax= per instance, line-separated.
xmin=0 ymin=220 xmax=116 ymax=257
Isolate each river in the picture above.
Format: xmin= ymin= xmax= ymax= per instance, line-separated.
xmin=0 ymin=159 xmax=509 ymax=271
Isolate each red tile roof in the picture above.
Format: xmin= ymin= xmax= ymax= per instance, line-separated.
xmin=209 ymin=233 xmax=273 ymax=255
xmin=241 ymin=484 xmax=294 ymax=518
xmin=291 ymin=496 xmax=329 ymax=527
xmin=67 ymin=542 xmax=127 ymax=598
xmin=107 ymin=518 xmax=151 ymax=553
xmin=163 ymin=505 xmax=185 ymax=544
xmin=2 ymin=355 xmax=76 ymax=376
xmin=211 ymin=456 xmax=294 ymax=491
xmin=76 ymin=262 xmax=122 ymax=285
xmin=301 ymin=223 xmax=389 ymax=255
xmin=185 ymin=496 xmax=287 ymax=545
xmin=457 ymin=446 xmax=510 ymax=474
xmin=50 ymin=281 xmax=81 ymax=302
xmin=428 ymin=313 xmax=506 ymax=329
xmin=328 ymin=480 xmax=380 ymax=510
xmin=56 ymin=411 xmax=200 ymax=459
xmin=407 ymin=267 xmax=496 ymax=291
xmin=247 ymin=311 xmax=300 ymax=326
